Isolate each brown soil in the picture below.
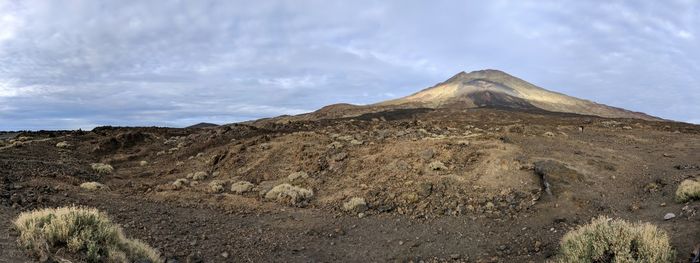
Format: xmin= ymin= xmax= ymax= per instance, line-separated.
xmin=1 ymin=108 xmax=699 ymax=262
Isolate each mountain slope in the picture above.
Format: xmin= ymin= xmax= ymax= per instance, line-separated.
xmin=376 ymin=69 xmax=659 ymax=120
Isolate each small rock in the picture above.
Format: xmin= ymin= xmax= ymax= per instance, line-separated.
xmin=332 ymin=152 xmax=348 ymax=161
xmin=450 ymin=254 xmax=461 ymax=260
xmin=220 ymin=252 xmax=229 ymax=258
xmin=543 ymin=131 xmax=555 ymax=137
xmin=663 ymin=213 xmax=675 ymax=220
xmin=420 ymin=149 xmax=435 ymax=160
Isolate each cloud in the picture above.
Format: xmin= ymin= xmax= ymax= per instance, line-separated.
xmin=0 ymin=0 xmax=698 ymax=130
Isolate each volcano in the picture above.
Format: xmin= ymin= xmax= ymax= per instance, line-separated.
xmin=376 ymin=69 xmax=658 ymax=120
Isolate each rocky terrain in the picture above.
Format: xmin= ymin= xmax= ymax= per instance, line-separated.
xmin=1 ymin=71 xmax=699 ymax=262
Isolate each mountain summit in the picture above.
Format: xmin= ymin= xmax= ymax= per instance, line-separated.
xmin=376 ymin=69 xmax=658 ymax=120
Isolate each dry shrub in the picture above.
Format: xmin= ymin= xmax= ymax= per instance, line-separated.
xmin=172 ymin=178 xmax=189 ymax=190
xmin=193 ymin=172 xmax=207 ymax=180
xmin=557 ymin=216 xmax=674 ymax=262
xmin=91 ymin=163 xmax=114 ymax=174
xmin=264 ymin=183 xmax=313 ymax=206
xmin=208 ymin=180 xmax=226 ymax=193
xmin=80 ymin=182 xmax=109 ymax=191
xmin=14 ymin=206 xmax=161 ymax=263
xmin=231 ymin=181 xmax=254 ymax=194
xmin=675 ymin=179 xmax=700 ymax=203
xmin=343 ymin=197 xmax=367 ymax=213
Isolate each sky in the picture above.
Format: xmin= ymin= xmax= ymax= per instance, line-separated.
xmin=0 ymin=0 xmax=698 ymax=130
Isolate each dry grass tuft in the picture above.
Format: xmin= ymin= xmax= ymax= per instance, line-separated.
xmin=230 ymin=181 xmax=254 ymax=194
xmin=208 ymin=180 xmax=226 ymax=193
xmin=80 ymin=182 xmax=109 ymax=191
xmin=343 ymin=197 xmax=367 ymax=213
xmin=187 ymin=171 xmax=208 ymax=181
xmin=675 ymin=179 xmax=700 ymax=203
xmin=264 ymin=183 xmax=313 ymax=206
xmin=557 ymin=216 xmax=674 ymax=262
xmin=90 ymin=163 xmax=114 ymax=174
xmin=172 ymin=178 xmax=189 ymax=190
xmin=14 ymin=206 xmax=162 ymax=263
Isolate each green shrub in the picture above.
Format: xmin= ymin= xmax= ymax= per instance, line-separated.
xmin=14 ymin=206 xmax=161 ymax=263
xmin=557 ymin=216 xmax=674 ymax=263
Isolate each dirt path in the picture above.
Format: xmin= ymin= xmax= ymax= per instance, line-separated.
xmin=0 ymin=206 xmax=31 ymax=263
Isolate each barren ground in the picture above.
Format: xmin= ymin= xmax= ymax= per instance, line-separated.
xmin=1 ymin=108 xmax=699 ymax=262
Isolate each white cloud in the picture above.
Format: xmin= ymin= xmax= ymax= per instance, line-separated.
xmin=0 ymin=0 xmax=698 ymax=130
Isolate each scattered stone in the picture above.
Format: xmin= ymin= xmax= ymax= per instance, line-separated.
xmin=332 ymin=152 xmax=348 ymax=162
xmin=139 ymin=160 xmax=148 ymax=166
xmin=663 ymin=213 xmax=675 ymax=220
xmin=231 ymin=181 xmax=255 ymax=194
xmin=428 ymin=161 xmax=448 ymax=171
xmin=220 ymin=252 xmax=229 ymax=258
xmin=55 ymin=141 xmax=70 ymax=148
xmin=343 ymin=197 xmax=368 ymax=213
xmin=420 ymin=149 xmax=435 ymax=160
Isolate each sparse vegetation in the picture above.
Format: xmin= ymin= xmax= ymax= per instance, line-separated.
xmin=208 ymin=180 xmax=226 ymax=193
xmin=343 ymin=197 xmax=367 ymax=213
xmin=264 ymin=184 xmax=313 ymax=206
xmin=557 ymin=216 xmax=674 ymax=262
xmin=231 ymin=181 xmax=254 ymax=194
xmin=288 ymin=171 xmax=309 ymax=182
xmin=428 ymin=161 xmax=448 ymax=171
xmin=13 ymin=206 xmax=162 ymax=263
xmin=91 ymin=163 xmax=114 ymax=174
xmin=172 ymin=178 xmax=189 ymax=190
xmin=80 ymin=182 xmax=109 ymax=191
xmin=188 ymin=171 xmax=208 ymax=181
xmin=675 ymin=179 xmax=700 ymax=203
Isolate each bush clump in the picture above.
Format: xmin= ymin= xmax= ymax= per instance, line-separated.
xmin=557 ymin=216 xmax=674 ymax=262
xmin=80 ymin=182 xmax=109 ymax=191
xmin=675 ymin=179 xmax=700 ymax=203
xmin=231 ymin=181 xmax=255 ymax=194
xmin=91 ymin=163 xmax=114 ymax=174
xmin=14 ymin=206 xmax=162 ymax=263
xmin=264 ymin=183 xmax=313 ymax=206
